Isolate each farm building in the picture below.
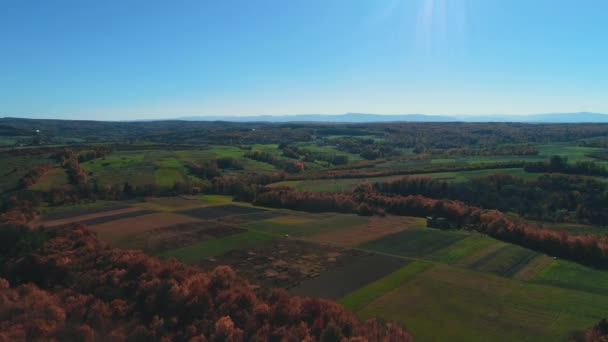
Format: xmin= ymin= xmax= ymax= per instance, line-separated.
xmin=426 ymin=216 xmax=459 ymax=230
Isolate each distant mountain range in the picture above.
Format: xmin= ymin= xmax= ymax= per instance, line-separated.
xmin=175 ymin=112 xmax=608 ymax=123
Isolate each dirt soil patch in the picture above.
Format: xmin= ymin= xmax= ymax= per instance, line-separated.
xmin=40 ymin=203 xmax=132 ymax=221
xmin=89 ymin=212 xmax=200 ymax=245
xmin=124 ymin=221 xmax=246 ymax=253
xmin=290 ymin=253 xmax=409 ymax=299
xmin=221 ymin=211 xmax=284 ymax=224
xmin=35 ymin=207 xmax=153 ymax=228
xmin=200 ymin=239 xmax=356 ymax=290
xmin=308 ymin=216 xmax=422 ymax=246
xmin=179 ymin=204 xmax=269 ymax=220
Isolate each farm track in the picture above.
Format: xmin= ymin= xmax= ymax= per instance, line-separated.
xmin=33 ymin=206 xmax=150 ymax=227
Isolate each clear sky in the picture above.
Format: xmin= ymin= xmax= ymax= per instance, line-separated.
xmin=1 ymin=0 xmax=607 ymax=120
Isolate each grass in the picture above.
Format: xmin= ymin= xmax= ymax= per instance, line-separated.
xmin=533 ymin=259 xmax=608 ymax=296
xmin=360 ymin=228 xmax=468 ymax=258
xmin=430 ymin=234 xmax=499 ymax=264
xmin=198 ymin=194 xmax=234 ymax=205
xmin=38 ymin=200 xmax=124 ymax=215
xmin=265 ymin=216 xmax=311 ymax=225
xmin=355 ymin=263 xmax=608 ymax=342
xmin=467 ymin=244 xmax=540 ymax=277
xmin=536 ymin=143 xmax=604 ymax=163
xmin=0 ymin=154 xmax=55 ymax=192
xmin=160 ymin=231 xmax=275 ymax=263
xmin=410 ymin=168 xmax=539 ymax=183
xmin=30 ymin=167 xmax=69 ymax=191
xmin=339 ymin=261 xmax=432 ymax=312
xmin=243 ymin=214 xmax=367 ymax=237
xmin=154 ymin=168 xmax=185 ymax=187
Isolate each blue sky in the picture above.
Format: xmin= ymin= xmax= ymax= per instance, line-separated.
xmin=1 ymin=0 xmax=607 ymax=120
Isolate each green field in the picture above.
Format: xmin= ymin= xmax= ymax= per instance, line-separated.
xmin=536 ymin=143 xmax=604 ymax=163
xmin=430 ymin=234 xmax=499 ymax=264
xmin=533 ymin=259 xmax=608 ymax=296
xmin=338 ymin=261 xmax=432 ymax=312
xmin=270 ymin=168 xmax=541 ymax=192
xmin=467 ymin=244 xmax=540 ymax=277
xmin=351 ymin=264 xmax=608 ymax=342
xmin=160 ymin=230 xmax=275 ymax=263
xmin=79 ymin=147 xmax=278 ymax=188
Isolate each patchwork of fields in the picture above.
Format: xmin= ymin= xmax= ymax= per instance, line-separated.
xmin=32 ymin=197 xmax=608 ymax=342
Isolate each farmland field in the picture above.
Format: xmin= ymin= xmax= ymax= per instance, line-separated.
xmin=360 ymin=228 xmax=470 ymax=258
xmin=352 ymin=264 xmax=608 ymax=342
xmin=4 ymin=119 xmax=608 ymax=341
xmin=160 ymin=230 xmax=275 ymax=263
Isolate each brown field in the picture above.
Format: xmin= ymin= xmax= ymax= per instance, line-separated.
xmin=307 ymin=216 xmax=424 ymax=246
xmin=200 ymin=239 xmax=350 ymax=290
xmin=179 ymin=204 xmax=270 ymax=220
xmin=90 ymin=212 xmax=200 ymax=246
xmin=33 ymin=206 xmax=146 ymax=228
xmin=38 ymin=203 xmax=132 ymax=221
xmin=125 ymin=221 xmax=246 ymax=253
xmin=136 ymin=196 xmax=207 ymax=212
xmin=290 ymin=253 xmax=408 ymax=299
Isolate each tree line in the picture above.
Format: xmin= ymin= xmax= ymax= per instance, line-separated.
xmin=375 ymin=173 xmax=608 ymax=225
xmin=253 ymin=186 xmax=608 ymax=268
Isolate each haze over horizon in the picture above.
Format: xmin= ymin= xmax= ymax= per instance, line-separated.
xmin=1 ymin=0 xmax=607 ymax=121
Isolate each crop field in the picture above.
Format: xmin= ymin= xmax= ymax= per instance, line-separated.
xmin=290 ymin=253 xmax=408 ymax=299
xmin=179 ymin=204 xmax=274 ymax=220
xmin=360 ymin=228 xmax=470 ymax=258
xmin=22 ymin=192 xmax=608 ymax=341
xmin=350 ymin=264 xmax=608 ymax=342
xmin=429 ymin=234 xmax=499 ymax=264
xmin=467 ymin=244 xmax=540 ymax=277
xmin=338 ymin=261 xmax=432 ymax=311
xmin=89 ymin=212 xmax=201 ymax=247
xmin=242 ymin=214 xmax=368 ymax=237
xmin=136 ymin=222 xmax=246 ymax=253
xmin=161 ymin=230 xmax=276 ymax=264
xmin=201 ymin=239 xmax=348 ymax=289
xmin=307 ymin=216 xmax=424 ymax=246
xmin=533 ymin=259 xmax=608 ymax=296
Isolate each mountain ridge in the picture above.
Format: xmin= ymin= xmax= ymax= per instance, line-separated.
xmin=174 ymin=112 xmax=608 ymax=123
